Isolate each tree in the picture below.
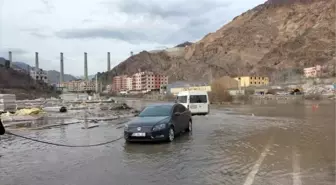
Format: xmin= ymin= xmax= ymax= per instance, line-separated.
xmin=209 ymin=80 xmax=232 ymax=103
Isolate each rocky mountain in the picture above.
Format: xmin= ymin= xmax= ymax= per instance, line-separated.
xmin=175 ymin=42 xmax=193 ymax=48
xmin=100 ymin=0 xmax=335 ymax=84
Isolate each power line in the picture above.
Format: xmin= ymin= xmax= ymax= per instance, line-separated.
xmin=5 ymin=131 xmax=123 ymax=148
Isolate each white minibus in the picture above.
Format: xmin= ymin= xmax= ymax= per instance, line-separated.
xmin=176 ymin=91 xmax=210 ymax=115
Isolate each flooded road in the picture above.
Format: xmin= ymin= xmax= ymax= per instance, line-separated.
xmin=1 ymin=103 xmax=335 ymax=185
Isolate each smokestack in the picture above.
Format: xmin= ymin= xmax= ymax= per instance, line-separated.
xmin=107 ymin=52 xmax=111 ymax=71
xmin=35 ymin=52 xmax=39 ymax=71
xmin=84 ymin=52 xmax=88 ymax=80
xmin=60 ymin=52 xmax=64 ymax=84
xmin=8 ymin=51 xmax=12 ymax=68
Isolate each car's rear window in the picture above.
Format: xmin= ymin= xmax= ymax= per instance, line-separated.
xmin=190 ymin=95 xmax=207 ymax=103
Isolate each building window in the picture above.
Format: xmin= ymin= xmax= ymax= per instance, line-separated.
xmin=250 ymin=77 xmax=253 ymax=79
xmin=250 ymin=82 xmax=253 ymax=84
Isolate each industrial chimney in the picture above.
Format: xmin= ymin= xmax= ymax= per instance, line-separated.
xmin=84 ymin=52 xmax=88 ymax=80
xmin=8 ymin=51 xmax=12 ymax=68
xmin=60 ymin=52 xmax=64 ymax=84
xmin=35 ymin=52 xmax=39 ymax=71
xmin=107 ymin=52 xmax=111 ymax=71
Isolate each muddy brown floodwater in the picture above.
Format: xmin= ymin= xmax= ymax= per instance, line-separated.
xmin=0 ymin=103 xmax=335 ymax=185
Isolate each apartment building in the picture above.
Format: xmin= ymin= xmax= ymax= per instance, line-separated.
xmin=131 ymin=71 xmax=169 ymax=91
xmin=126 ymin=77 xmax=132 ymax=90
xmin=234 ymin=76 xmax=269 ymax=87
xmin=112 ymin=75 xmax=128 ymax=92
xmin=304 ymin=65 xmax=321 ymax=78
xmin=111 ymin=71 xmax=169 ymax=92
xmin=30 ymin=68 xmax=48 ymax=83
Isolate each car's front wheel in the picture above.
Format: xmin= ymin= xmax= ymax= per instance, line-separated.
xmin=186 ymin=120 xmax=192 ymax=132
xmin=167 ymin=127 xmax=175 ymax=142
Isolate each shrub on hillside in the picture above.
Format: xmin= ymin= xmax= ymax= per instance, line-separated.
xmin=209 ymin=81 xmax=232 ymax=103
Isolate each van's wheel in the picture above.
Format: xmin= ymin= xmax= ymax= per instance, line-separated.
xmin=167 ymin=127 xmax=175 ymax=142
xmin=186 ymin=120 xmax=192 ymax=132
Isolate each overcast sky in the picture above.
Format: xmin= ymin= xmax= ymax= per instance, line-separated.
xmin=0 ymin=0 xmax=265 ymax=76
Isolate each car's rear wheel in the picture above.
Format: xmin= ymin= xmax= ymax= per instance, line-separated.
xmin=186 ymin=120 xmax=192 ymax=132
xmin=167 ymin=127 xmax=175 ymax=142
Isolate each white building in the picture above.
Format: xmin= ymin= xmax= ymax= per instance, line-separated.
xmin=126 ymin=77 xmax=132 ymax=90
xmin=304 ymin=65 xmax=322 ymax=78
xmin=30 ymin=68 xmax=48 ymax=83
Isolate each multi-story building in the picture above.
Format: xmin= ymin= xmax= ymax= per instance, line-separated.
xmin=234 ymin=76 xmax=269 ymax=87
xmin=154 ymin=74 xmax=169 ymax=89
xmin=60 ymin=80 xmax=96 ymax=92
xmin=304 ymin=65 xmax=321 ymax=78
xmin=112 ymin=76 xmax=123 ymax=92
xmin=30 ymin=68 xmax=48 ymax=83
xmin=131 ymin=71 xmax=169 ymax=91
xmin=112 ymin=75 xmax=129 ymax=92
xmin=132 ymin=72 xmax=142 ymax=91
xmin=112 ymin=71 xmax=169 ymax=92
xmin=126 ymin=77 xmax=132 ymax=90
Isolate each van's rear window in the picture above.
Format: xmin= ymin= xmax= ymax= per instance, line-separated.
xmin=190 ymin=95 xmax=207 ymax=103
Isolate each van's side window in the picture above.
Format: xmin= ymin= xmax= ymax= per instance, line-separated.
xmin=177 ymin=96 xmax=187 ymax=103
xmin=190 ymin=95 xmax=207 ymax=103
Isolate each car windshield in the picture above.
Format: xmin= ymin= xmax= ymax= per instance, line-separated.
xmin=138 ymin=105 xmax=172 ymax=117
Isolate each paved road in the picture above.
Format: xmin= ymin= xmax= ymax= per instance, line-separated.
xmin=0 ymin=103 xmax=335 ymax=185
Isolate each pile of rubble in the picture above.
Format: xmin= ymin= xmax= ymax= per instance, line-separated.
xmin=302 ymin=84 xmax=335 ymax=96
xmin=0 ymin=94 xmax=17 ymax=112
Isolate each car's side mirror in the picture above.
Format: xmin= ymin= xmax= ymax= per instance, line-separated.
xmin=174 ymin=112 xmax=181 ymax=116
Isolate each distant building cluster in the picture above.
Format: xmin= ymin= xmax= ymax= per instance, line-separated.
xmin=111 ymin=71 xmax=168 ymax=93
xmin=59 ymin=80 xmax=97 ymax=92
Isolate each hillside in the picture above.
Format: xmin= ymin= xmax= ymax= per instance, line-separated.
xmin=0 ymin=58 xmax=77 ymax=84
xmin=100 ymin=0 xmax=335 ymax=84
xmin=0 ymin=65 xmax=58 ymax=100
xmin=47 ymin=70 xmax=77 ymax=84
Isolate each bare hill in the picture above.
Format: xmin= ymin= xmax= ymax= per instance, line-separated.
xmin=100 ymin=0 xmax=335 ymax=84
